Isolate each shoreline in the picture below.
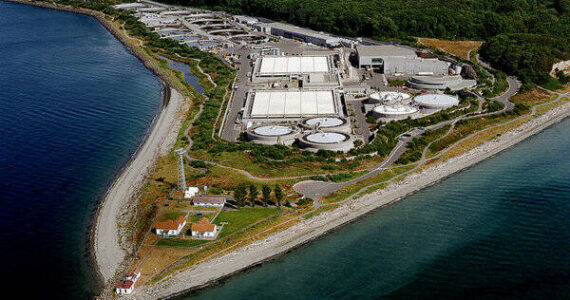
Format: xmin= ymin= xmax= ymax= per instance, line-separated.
xmin=4 ymin=0 xmax=188 ymax=290
xmin=135 ymin=101 xmax=570 ymax=299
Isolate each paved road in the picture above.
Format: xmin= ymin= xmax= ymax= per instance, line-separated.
xmin=293 ymin=131 xmax=420 ymax=200
xmin=293 ymin=73 xmax=522 ymax=200
xmin=219 ymin=46 xmax=252 ymax=142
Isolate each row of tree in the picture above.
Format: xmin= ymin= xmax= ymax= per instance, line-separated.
xmin=233 ymin=184 xmax=286 ymax=207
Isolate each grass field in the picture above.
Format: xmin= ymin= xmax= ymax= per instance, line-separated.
xmin=215 ymin=207 xmax=282 ymax=238
xmin=156 ymin=238 xmax=208 ymax=248
xmin=417 ymin=38 xmax=482 ymax=60
xmin=322 ymin=165 xmax=416 ymax=204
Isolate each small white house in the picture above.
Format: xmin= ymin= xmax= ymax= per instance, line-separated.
xmin=115 ymin=280 xmax=134 ymax=295
xmin=192 ymin=196 xmax=226 ymax=207
xmin=155 ymin=216 xmax=187 ymax=237
xmin=191 ymin=217 xmax=218 ymax=239
xmin=115 ymin=269 xmax=141 ymax=295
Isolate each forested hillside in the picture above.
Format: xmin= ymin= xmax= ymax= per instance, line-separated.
xmin=480 ymin=34 xmax=570 ymax=84
xmin=158 ymin=0 xmax=570 ymax=40
xmin=158 ymin=0 xmax=570 ymax=84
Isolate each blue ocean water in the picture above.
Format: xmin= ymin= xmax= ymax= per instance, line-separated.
xmin=183 ymin=118 xmax=570 ymax=299
xmin=0 ymin=1 xmax=162 ymax=298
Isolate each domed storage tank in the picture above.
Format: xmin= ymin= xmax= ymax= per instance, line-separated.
xmin=368 ymin=92 xmax=411 ymax=104
xmin=414 ymin=94 xmax=459 ymax=109
xmin=246 ymin=125 xmax=299 ymax=145
xmin=298 ymin=131 xmax=354 ymax=152
xmin=301 ymin=116 xmax=350 ymax=133
xmin=372 ymin=104 xmax=419 ymax=120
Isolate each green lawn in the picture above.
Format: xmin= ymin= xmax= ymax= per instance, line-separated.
xmin=215 ymin=207 xmax=281 ymax=238
xmin=156 ymin=238 xmax=208 ymax=248
xmin=159 ymin=211 xmax=185 ymax=221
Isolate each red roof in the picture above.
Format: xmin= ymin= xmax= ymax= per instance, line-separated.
xmin=191 ymin=217 xmax=216 ymax=233
xmin=116 ymin=280 xmax=133 ymax=289
xmin=155 ymin=216 xmax=186 ymax=230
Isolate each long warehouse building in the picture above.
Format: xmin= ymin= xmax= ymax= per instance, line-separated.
xmin=242 ymin=89 xmax=343 ymax=126
xmin=356 ymin=45 xmax=450 ymax=76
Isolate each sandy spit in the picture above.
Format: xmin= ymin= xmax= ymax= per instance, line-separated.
xmin=4 ymin=0 xmax=192 ymax=293
xmin=132 ymin=102 xmax=570 ymax=299
xmin=94 ymin=87 xmax=185 ymax=282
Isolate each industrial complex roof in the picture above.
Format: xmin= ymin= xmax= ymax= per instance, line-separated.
xmin=268 ymin=22 xmax=338 ymax=42
xmin=258 ymin=56 xmax=329 ymax=74
xmin=356 ymin=45 xmax=416 ymax=58
xmin=250 ymin=90 xmax=336 ymax=117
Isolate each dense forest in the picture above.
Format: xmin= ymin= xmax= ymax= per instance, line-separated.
xmin=156 ymin=0 xmax=570 ymax=84
xmin=480 ymin=33 xmax=570 ymax=84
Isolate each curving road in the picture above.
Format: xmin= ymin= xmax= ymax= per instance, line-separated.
xmin=293 ymin=75 xmax=521 ymax=200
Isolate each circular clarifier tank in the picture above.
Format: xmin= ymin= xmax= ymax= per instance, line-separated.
xmin=252 ymin=125 xmax=293 ymax=136
xmin=247 ymin=125 xmax=299 ymax=145
xmin=414 ymin=94 xmax=459 ymax=109
xmin=305 ymin=132 xmax=348 ymax=144
xmin=301 ymin=117 xmax=350 ymax=132
xmin=298 ymin=131 xmax=354 ymax=152
xmin=373 ymin=104 xmax=418 ymax=117
xmin=369 ymin=91 xmax=411 ymax=103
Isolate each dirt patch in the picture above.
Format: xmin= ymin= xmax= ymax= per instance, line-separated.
xmin=418 ymin=38 xmax=483 ymax=60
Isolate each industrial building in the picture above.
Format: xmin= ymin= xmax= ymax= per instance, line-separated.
xmin=251 ymin=54 xmax=340 ymax=86
xmin=242 ymin=89 xmax=343 ymax=126
xmin=254 ymin=22 xmax=340 ymax=47
xmin=356 ymin=45 xmax=450 ymax=76
xmin=407 ymin=75 xmax=477 ymax=91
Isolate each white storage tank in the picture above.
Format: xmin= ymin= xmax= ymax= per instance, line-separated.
xmin=414 ymin=94 xmax=459 ymax=109
xmin=298 ymin=131 xmax=354 ymax=152
xmin=246 ymin=125 xmax=299 ymax=145
xmin=301 ymin=116 xmax=350 ymax=133
xmin=372 ymin=104 xmax=419 ymax=120
xmin=368 ymin=92 xmax=411 ymax=104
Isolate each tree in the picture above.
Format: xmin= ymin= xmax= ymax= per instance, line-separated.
xmin=248 ymin=184 xmax=258 ymax=205
xmin=261 ymin=185 xmax=271 ymax=206
xmin=234 ymin=184 xmax=247 ymax=207
xmin=274 ymin=184 xmax=283 ymax=207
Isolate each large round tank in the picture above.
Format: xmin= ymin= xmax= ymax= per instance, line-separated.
xmin=301 ymin=116 xmax=350 ymax=133
xmin=372 ymin=104 xmax=419 ymax=120
xmin=414 ymin=94 xmax=459 ymax=109
xmin=368 ymin=92 xmax=411 ymax=103
xmin=298 ymin=131 xmax=354 ymax=152
xmin=246 ymin=125 xmax=299 ymax=145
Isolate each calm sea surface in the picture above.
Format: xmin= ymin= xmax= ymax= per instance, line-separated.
xmin=2 ymin=1 xmax=570 ymax=300
xmin=182 ymin=118 xmax=570 ymax=299
xmin=0 ymin=1 xmax=162 ymax=298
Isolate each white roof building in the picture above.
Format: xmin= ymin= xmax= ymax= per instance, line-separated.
xmin=258 ymin=56 xmax=330 ymax=75
xmin=249 ymin=90 xmax=337 ymax=117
